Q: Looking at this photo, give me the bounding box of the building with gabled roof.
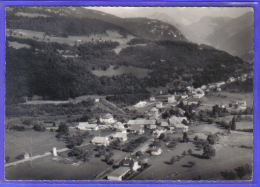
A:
[99,113,116,124]
[107,167,131,181]
[112,132,127,141]
[91,136,110,146]
[77,122,99,131]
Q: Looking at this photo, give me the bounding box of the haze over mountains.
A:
[149,10,254,63]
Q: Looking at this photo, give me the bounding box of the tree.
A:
[207,134,217,145]
[33,124,46,132]
[182,151,186,157]
[188,161,196,168]
[136,151,142,157]
[183,132,189,143]
[221,170,237,180]
[188,149,192,155]
[235,164,252,179]
[194,135,199,141]
[170,156,176,164]
[203,144,216,158]
[56,122,69,134]
[159,133,165,140]
[182,119,188,125]
[231,116,236,130]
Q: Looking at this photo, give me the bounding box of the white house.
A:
[149,107,159,119]
[112,132,127,141]
[151,147,162,155]
[107,167,131,181]
[99,113,116,124]
[91,136,110,146]
[175,123,189,132]
[77,122,99,131]
[235,100,247,109]
[168,95,176,103]
[156,102,163,108]
[150,97,155,102]
[128,125,144,134]
[169,116,188,126]
[113,122,125,130]
[134,101,148,108]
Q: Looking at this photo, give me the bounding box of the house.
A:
[112,132,127,141]
[175,123,189,132]
[113,122,125,130]
[127,119,156,128]
[193,93,204,99]
[77,122,99,131]
[91,136,110,146]
[134,101,147,108]
[149,124,157,129]
[95,98,100,102]
[201,85,207,90]
[169,116,188,126]
[150,147,162,155]
[149,107,159,119]
[99,113,116,124]
[160,121,169,128]
[120,158,141,171]
[215,82,225,87]
[228,77,236,83]
[107,167,131,181]
[156,102,163,108]
[168,95,176,103]
[235,100,247,109]
[217,87,222,92]
[150,97,155,102]
[128,125,144,134]
[181,95,189,99]
[23,152,30,160]
[153,129,166,138]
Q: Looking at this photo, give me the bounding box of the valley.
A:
[4,6,254,182]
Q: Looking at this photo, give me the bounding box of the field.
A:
[92,65,151,79]
[134,124,253,180]
[6,29,146,54]
[195,91,253,111]
[8,41,31,49]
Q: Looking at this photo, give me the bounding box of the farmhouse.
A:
[148,107,159,119]
[77,122,99,131]
[107,167,131,181]
[235,100,247,109]
[113,122,125,130]
[128,125,144,134]
[91,136,110,146]
[99,113,116,124]
[175,123,189,132]
[169,116,188,126]
[150,95,176,103]
[112,132,127,141]
[127,119,156,128]
[121,158,141,171]
[156,102,163,108]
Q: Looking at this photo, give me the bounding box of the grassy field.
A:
[8,41,31,49]
[7,29,145,54]
[5,154,110,180]
[196,91,253,112]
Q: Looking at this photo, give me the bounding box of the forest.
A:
[6,34,252,104]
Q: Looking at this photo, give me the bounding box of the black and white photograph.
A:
[4,6,254,181]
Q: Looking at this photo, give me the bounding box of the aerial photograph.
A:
[5,6,253,181]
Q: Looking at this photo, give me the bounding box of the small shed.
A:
[107,167,131,181]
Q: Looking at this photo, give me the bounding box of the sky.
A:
[86,7,253,25]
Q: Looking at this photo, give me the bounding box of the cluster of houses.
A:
[76,107,189,147]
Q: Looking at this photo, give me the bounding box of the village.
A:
[4,74,253,181]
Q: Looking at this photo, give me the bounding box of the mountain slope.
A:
[207,11,254,58]
[7,7,187,41]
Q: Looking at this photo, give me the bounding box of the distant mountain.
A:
[207,12,254,61]
[185,16,233,44]
[7,7,187,42]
